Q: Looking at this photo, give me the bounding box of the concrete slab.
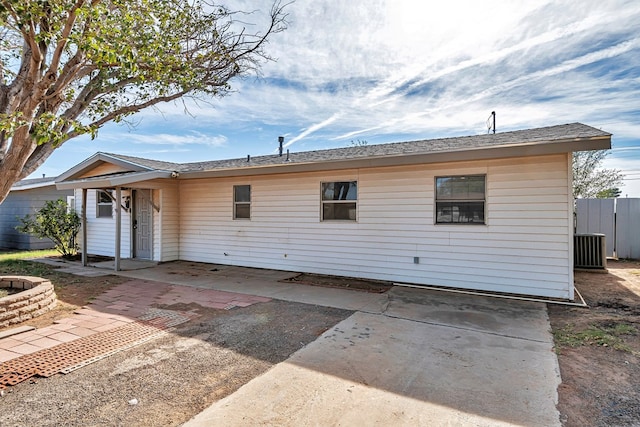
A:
[238,279,388,312]
[185,310,560,427]
[111,262,389,313]
[56,267,110,277]
[27,257,561,424]
[386,286,553,342]
[91,259,158,271]
[30,258,387,312]
[29,257,156,276]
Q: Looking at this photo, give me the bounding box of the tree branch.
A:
[46,0,87,76]
[79,89,191,133]
[0,0,290,203]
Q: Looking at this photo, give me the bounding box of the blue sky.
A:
[35,0,640,196]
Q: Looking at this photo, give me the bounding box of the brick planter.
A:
[0,276,57,328]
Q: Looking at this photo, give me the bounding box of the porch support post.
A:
[81,189,87,267]
[115,186,121,271]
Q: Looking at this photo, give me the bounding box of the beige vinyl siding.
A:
[178,153,572,299]
[78,162,130,178]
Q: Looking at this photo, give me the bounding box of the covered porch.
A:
[57,179,167,271]
[54,152,180,271]
[76,185,158,271]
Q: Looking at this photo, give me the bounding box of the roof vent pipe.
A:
[491,111,496,134]
[487,111,496,134]
[247,155,250,162]
[286,149,290,162]
[278,136,284,156]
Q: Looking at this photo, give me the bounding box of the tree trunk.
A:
[0,132,38,205]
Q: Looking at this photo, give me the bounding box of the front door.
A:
[133,189,152,259]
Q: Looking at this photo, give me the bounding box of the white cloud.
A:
[99,0,639,141]
[193,1,640,143]
[35,0,640,182]
[284,113,341,148]
[100,131,228,147]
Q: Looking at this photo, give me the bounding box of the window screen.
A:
[96,190,113,218]
[233,185,251,219]
[435,175,485,224]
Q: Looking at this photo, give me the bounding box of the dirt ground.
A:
[0,264,351,426]
[2,259,640,426]
[283,272,393,293]
[548,259,640,427]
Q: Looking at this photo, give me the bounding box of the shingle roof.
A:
[101,153,183,171]
[11,176,58,190]
[103,123,609,174]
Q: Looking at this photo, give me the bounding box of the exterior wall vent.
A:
[574,233,607,269]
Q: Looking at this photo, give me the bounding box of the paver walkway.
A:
[0,309,134,363]
[0,279,270,365]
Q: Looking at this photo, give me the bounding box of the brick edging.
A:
[0,276,58,328]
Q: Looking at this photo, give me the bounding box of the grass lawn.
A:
[0,249,60,278]
[0,249,59,262]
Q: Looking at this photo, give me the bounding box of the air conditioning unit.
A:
[574,234,607,269]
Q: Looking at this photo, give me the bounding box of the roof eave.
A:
[180,135,612,179]
[10,182,57,191]
[56,170,173,190]
[55,152,153,182]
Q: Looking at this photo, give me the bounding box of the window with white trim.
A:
[321,181,357,221]
[435,175,486,224]
[96,190,113,218]
[233,185,251,219]
[66,196,76,214]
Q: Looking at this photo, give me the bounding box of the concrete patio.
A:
[19,258,562,426]
[109,260,562,426]
[184,284,561,427]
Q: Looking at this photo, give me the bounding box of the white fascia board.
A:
[55,170,173,190]
[56,152,151,182]
[180,135,612,180]
[10,182,57,191]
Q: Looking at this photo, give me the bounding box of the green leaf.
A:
[17,199,81,257]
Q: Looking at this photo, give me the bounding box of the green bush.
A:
[16,199,80,258]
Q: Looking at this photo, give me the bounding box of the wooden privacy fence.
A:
[576,198,640,259]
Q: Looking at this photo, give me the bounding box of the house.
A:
[55,123,611,300]
[0,177,74,250]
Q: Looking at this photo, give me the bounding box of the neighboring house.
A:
[56,123,611,300]
[0,177,74,250]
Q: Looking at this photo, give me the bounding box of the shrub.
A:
[16,199,80,258]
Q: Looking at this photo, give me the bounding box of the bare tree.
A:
[572,150,624,199]
[0,0,288,203]
[349,139,368,147]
